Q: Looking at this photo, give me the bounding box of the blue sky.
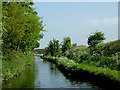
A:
[33,2,118,49]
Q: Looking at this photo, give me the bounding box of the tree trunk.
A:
[16,41,20,51]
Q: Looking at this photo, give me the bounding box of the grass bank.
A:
[42,56,120,89]
[64,40,120,71]
[2,51,34,81]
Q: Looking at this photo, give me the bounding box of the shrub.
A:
[88,31,106,47]
[2,52,34,80]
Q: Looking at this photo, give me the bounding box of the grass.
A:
[64,40,120,70]
[42,56,120,85]
[41,40,120,89]
[2,51,34,81]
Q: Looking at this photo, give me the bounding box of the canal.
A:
[2,56,100,89]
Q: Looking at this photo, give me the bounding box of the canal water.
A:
[2,56,100,89]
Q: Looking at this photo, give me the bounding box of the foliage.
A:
[2,2,45,55]
[2,2,45,80]
[2,51,34,80]
[48,38,61,56]
[72,43,77,47]
[88,31,106,47]
[2,2,26,54]
[42,56,120,83]
[62,37,71,54]
[63,40,120,71]
[47,37,72,56]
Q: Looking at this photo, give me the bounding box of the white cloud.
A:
[87,17,118,26]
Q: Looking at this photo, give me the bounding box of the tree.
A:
[87,31,106,47]
[2,2,26,54]
[72,43,77,47]
[19,2,45,52]
[48,40,54,56]
[48,38,61,56]
[62,37,71,53]
[2,2,45,56]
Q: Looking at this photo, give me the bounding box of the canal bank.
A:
[2,52,34,81]
[41,56,120,89]
[2,56,100,89]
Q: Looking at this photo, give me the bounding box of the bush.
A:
[88,31,106,47]
[42,56,120,83]
[63,40,120,71]
[2,51,34,80]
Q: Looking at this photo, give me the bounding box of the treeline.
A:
[45,31,120,71]
[46,31,105,57]
[45,37,72,57]
[2,2,45,58]
[2,2,45,80]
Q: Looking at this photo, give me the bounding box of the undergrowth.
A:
[2,51,34,80]
[64,40,120,70]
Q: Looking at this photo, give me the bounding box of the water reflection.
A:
[2,56,100,89]
[2,61,35,88]
[34,56,99,88]
[49,59,98,89]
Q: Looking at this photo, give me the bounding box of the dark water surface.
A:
[2,56,100,89]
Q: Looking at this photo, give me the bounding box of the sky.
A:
[33,2,118,49]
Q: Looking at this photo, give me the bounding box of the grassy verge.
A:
[42,56,120,89]
[2,52,34,81]
[64,40,120,71]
